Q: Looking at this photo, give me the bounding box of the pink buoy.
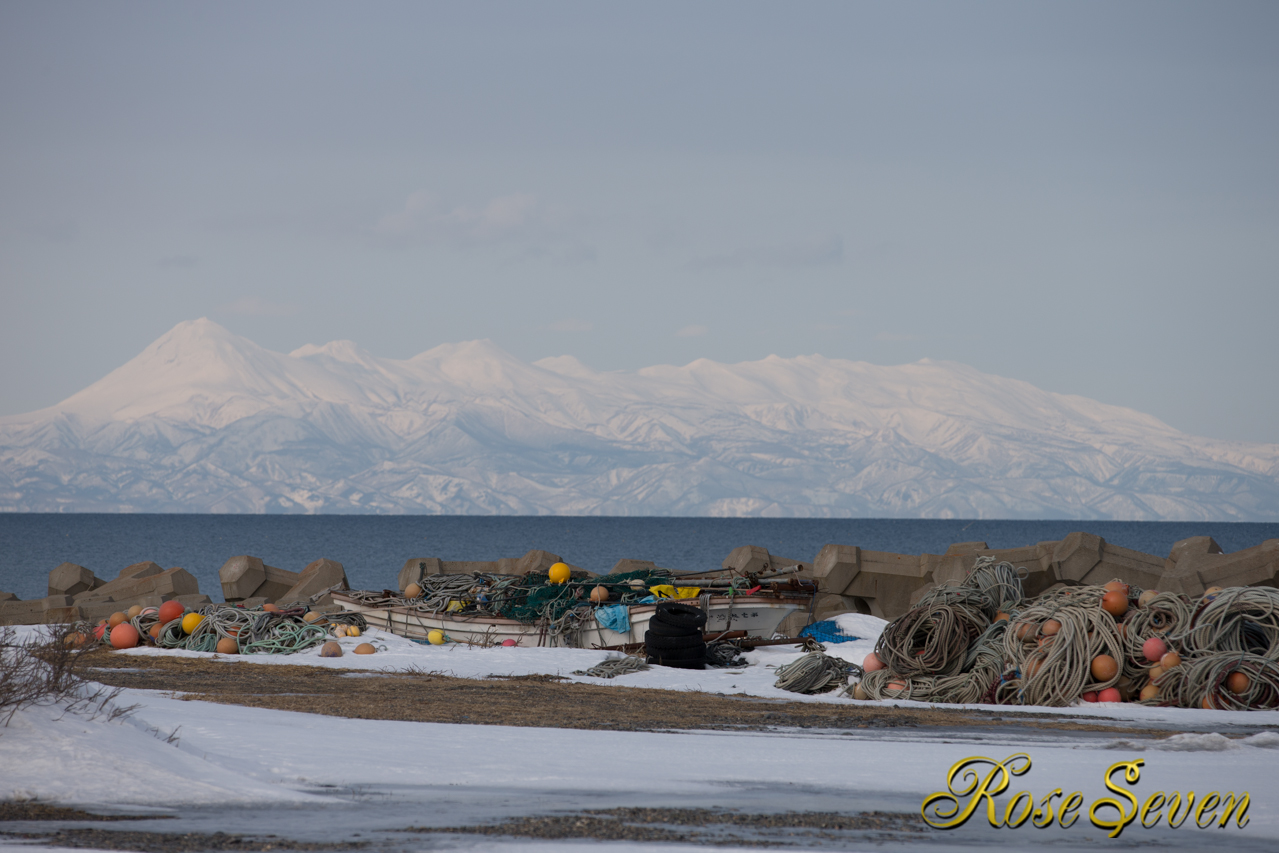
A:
[1098,687,1122,703]
[1082,691,1098,703]
[863,652,884,672]
[1142,637,1168,664]
[501,639,517,647]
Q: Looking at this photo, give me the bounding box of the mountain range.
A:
[1,318,1276,519]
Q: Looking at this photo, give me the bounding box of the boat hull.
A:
[332,592,802,648]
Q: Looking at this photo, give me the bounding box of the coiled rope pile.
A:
[773,644,861,695]
[1002,588,1124,707]
[122,604,356,654]
[1181,588,1279,660]
[850,568,1279,710]
[854,560,1024,704]
[572,655,651,679]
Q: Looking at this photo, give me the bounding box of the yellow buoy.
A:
[446,599,464,612]
[427,629,446,645]
[333,624,348,638]
[346,626,361,637]
[548,562,571,584]
[180,612,204,634]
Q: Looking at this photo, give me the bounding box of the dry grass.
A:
[80,651,1163,736]
[0,626,135,729]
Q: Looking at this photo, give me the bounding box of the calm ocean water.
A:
[3,515,1278,602]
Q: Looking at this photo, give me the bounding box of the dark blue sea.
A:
[2,515,1277,601]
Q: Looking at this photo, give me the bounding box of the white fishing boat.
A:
[332,590,805,648]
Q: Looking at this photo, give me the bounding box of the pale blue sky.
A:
[2,1,1276,441]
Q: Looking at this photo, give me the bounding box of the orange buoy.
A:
[1138,589,1159,607]
[126,604,144,619]
[1148,665,1165,682]
[158,600,185,624]
[319,641,342,657]
[303,611,323,623]
[1014,620,1036,641]
[993,611,1009,622]
[262,603,280,613]
[108,611,128,628]
[1041,619,1061,636]
[1142,637,1168,663]
[1101,591,1128,618]
[886,680,907,693]
[403,582,423,598]
[1103,580,1129,595]
[1139,683,1160,701]
[1025,656,1044,677]
[109,623,139,650]
[1091,654,1119,681]
[863,652,885,672]
[63,631,89,649]
[1159,651,1182,669]
[149,624,162,640]
[1226,671,1250,694]
[353,643,376,655]
[590,585,610,604]
[215,637,239,654]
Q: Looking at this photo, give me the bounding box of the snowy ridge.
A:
[1,318,1276,518]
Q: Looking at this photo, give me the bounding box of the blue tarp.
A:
[799,620,861,644]
[594,604,631,634]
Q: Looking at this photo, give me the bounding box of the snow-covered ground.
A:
[4,613,1279,852]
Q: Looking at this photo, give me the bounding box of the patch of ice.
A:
[1104,732,1255,752]
[0,702,321,806]
[1241,730,1279,749]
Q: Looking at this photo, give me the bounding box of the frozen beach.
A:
[4,616,1279,852]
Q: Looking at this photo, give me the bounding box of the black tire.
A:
[645,619,701,639]
[644,616,706,636]
[644,631,705,651]
[647,655,706,670]
[647,643,706,662]
[652,602,706,631]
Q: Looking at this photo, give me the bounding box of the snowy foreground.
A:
[4,613,1279,852]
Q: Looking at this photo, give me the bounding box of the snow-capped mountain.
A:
[1,318,1276,519]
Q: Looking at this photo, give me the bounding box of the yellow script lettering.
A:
[921,754,1031,830]
[1140,792,1165,828]
[1089,760,1143,839]
[1058,792,1083,828]
[1032,789,1062,828]
[1166,791,1195,828]
[1196,792,1221,829]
